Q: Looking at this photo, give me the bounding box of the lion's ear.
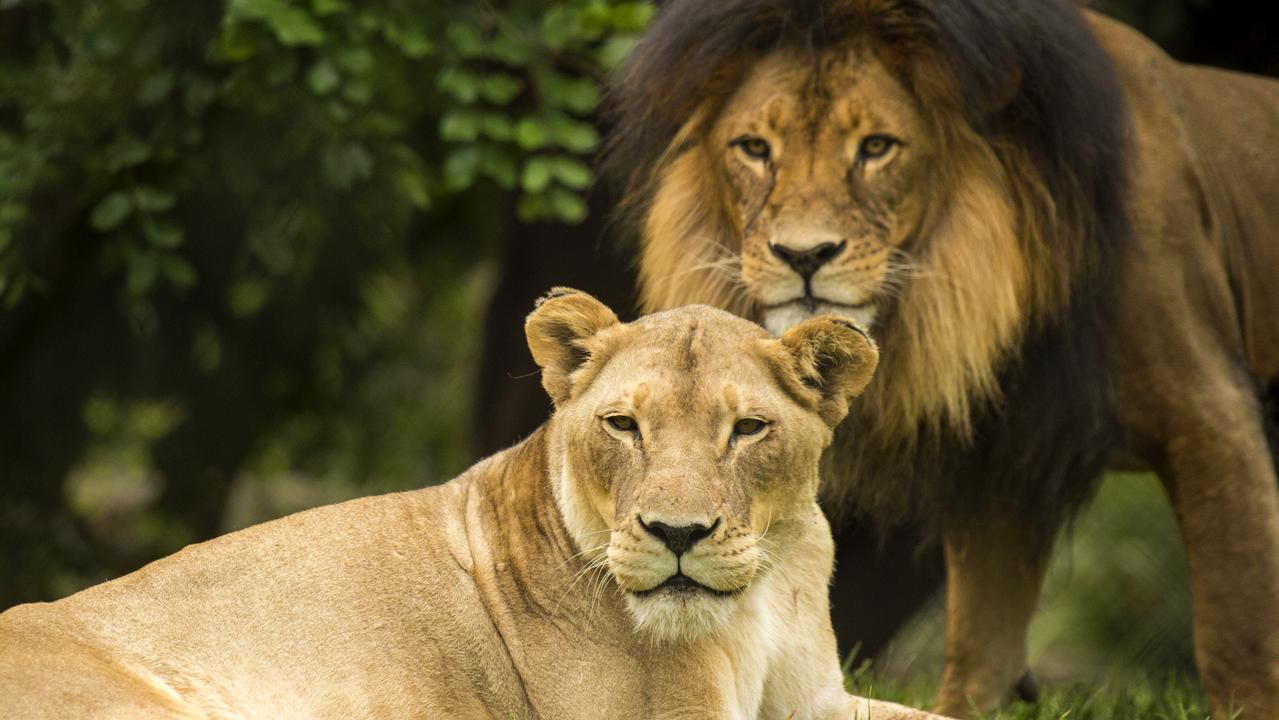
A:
[525,288,621,406]
[780,316,879,426]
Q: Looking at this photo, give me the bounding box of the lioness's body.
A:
[0,298,939,720]
[0,439,827,718]
[612,1,1279,717]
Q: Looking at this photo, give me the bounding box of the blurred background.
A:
[1,0,1275,688]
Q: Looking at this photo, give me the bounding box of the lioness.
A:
[0,289,942,720]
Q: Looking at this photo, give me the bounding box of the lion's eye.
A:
[732,418,768,436]
[606,415,638,433]
[734,136,772,162]
[858,135,899,160]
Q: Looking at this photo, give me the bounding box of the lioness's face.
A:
[526,291,877,643]
[712,47,937,335]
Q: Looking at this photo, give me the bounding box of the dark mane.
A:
[605,0,1130,259]
[607,0,1135,533]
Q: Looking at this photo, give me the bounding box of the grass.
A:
[846,662,1213,719]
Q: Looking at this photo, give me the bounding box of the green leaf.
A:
[480,114,514,142]
[480,148,517,190]
[610,3,655,32]
[516,193,550,223]
[105,136,153,173]
[137,70,176,106]
[265,53,298,85]
[394,168,430,209]
[597,36,639,72]
[486,35,530,65]
[162,255,198,289]
[342,79,374,105]
[554,78,601,114]
[193,325,223,373]
[580,4,612,36]
[133,186,176,213]
[439,112,480,142]
[385,24,432,58]
[364,111,407,135]
[514,117,549,150]
[443,147,480,191]
[321,142,375,189]
[337,47,374,75]
[144,221,185,249]
[312,0,350,16]
[126,251,159,295]
[445,23,485,58]
[82,395,119,435]
[552,118,600,153]
[307,60,340,95]
[90,192,132,232]
[326,100,352,123]
[521,157,552,193]
[229,279,270,317]
[230,0,326,46]
[480,74,523,105]
[540,7,577,51]
[270,8,326,46]
[1,274,26,309]
[436,67,479,104]
[550,156,592,190]
[548,187,589,224]
[183,77,218,115]
[218,23,259,61]
[248,219,296,274]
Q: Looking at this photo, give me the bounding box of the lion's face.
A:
[711,47,937,336]
[525,291,877,642]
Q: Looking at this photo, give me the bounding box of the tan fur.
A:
[633,8,1279,719]
[0,290,948,720]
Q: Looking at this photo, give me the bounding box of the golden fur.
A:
[618,0,1279,716]
[0,289,947,720]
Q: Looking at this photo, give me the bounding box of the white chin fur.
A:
[762,303,877,336]
[626,590,738,644]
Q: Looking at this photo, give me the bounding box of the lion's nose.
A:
[638,517,720,555]
[770,240,846,279]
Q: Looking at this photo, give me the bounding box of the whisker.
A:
[553,552,612,613]
[757,508,774,542]
[554,549,601,575]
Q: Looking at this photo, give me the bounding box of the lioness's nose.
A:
[639,517,720,555]
[770,240,846,278]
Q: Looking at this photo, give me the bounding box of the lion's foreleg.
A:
[1157,389,1279,719]
[932,520,1051,718]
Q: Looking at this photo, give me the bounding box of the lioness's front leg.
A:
[933,520,1051,717]
[842,695,953,720]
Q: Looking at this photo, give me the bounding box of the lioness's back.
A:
[0,469,527,718]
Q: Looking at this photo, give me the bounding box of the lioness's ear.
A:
[525,288,620,406]
[780,316,879,426]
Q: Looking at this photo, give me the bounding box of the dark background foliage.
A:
[1,0,1275,683]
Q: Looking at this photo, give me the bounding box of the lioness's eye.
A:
[733,418,768,436]
[859,135,899,160]
[606,415,637,433]
[733,136,771,162]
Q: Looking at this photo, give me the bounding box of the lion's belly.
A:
[1095,12,1279,383]
[1179,67,1279,381]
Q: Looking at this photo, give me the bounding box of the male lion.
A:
[0,289,944,720]
[609,0,1279,717]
